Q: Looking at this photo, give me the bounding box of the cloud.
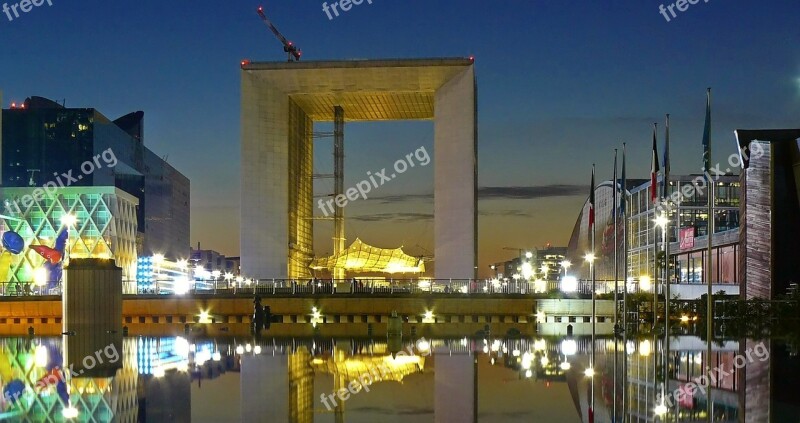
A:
[368,184,585,204]
[479,209,534,218]
[349,406,434,416]
[370,193,434,204]
[350,212,433,222]
[479,184,585,199]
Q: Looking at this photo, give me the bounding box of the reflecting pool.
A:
[0,333,797,422]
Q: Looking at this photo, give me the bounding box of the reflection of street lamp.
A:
[653,213,669,324]
[62,405,79,419]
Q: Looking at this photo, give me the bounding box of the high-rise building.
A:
[1,96,190,260]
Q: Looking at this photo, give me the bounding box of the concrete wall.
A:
[740,141,772,299]
[434,66,477,279]
[241,73,290,278]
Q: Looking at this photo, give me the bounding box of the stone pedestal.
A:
[63,258,123,376]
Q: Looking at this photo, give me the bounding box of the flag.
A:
[588,165,595,231]
[702,88,711,173]
[619,143,626,217]
[613,150,618,222]
[650,123,660,204]
[662,114,670,198]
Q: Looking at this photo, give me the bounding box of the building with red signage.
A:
[567,175,741,299]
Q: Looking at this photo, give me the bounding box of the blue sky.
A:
[2,0,799,272]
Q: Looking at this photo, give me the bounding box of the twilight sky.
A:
[2,0,799,276]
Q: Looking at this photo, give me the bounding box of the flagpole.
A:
[652,123,659,328]
[591,163,596,422]
[663,113,671,423]
[704,88,714,422]
[622,143,629,423]
[612,149,618,423]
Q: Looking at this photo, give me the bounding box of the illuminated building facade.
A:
[0,186,139,289]
[627,175,740,298]
[567,175,741,299]
[241,58,477,280]
[1,96,190,261]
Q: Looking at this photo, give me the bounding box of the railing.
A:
[0,282,61,297]
[2,278,634,298]
[128,278,605,297]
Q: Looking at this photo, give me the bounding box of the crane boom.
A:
[256,6,301,61]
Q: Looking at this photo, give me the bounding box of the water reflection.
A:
[0,334,795,422]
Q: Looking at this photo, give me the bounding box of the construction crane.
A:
[256,5,301,62]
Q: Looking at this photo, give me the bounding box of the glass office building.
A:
[1,97,189,261]
[567,175,741,299]
[627,175,740,297]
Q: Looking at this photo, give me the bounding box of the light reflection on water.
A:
[0,335,796,422]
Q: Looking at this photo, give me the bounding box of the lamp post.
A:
[585,251,596,415]
[560,260,571,278]
[654,214,669,327]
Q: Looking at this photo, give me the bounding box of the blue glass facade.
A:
[1,97,189,260]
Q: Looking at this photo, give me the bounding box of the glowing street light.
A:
[584,367,595,378]
[152,253,165,264]
[525,251,533,259]
[224,272,233,281]
[561,275,578,293]
[33,268,47,287]
[584,253,596,263]
[640,275,652,291]
[653,214,669,228]
[60,214,77,228]
[560,260,571,278]
[176,259,188,270]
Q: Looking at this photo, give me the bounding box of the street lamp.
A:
[640,275,652,292]
[525,251,533,259]
[60,214,77,228]
[560,260,571,277]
